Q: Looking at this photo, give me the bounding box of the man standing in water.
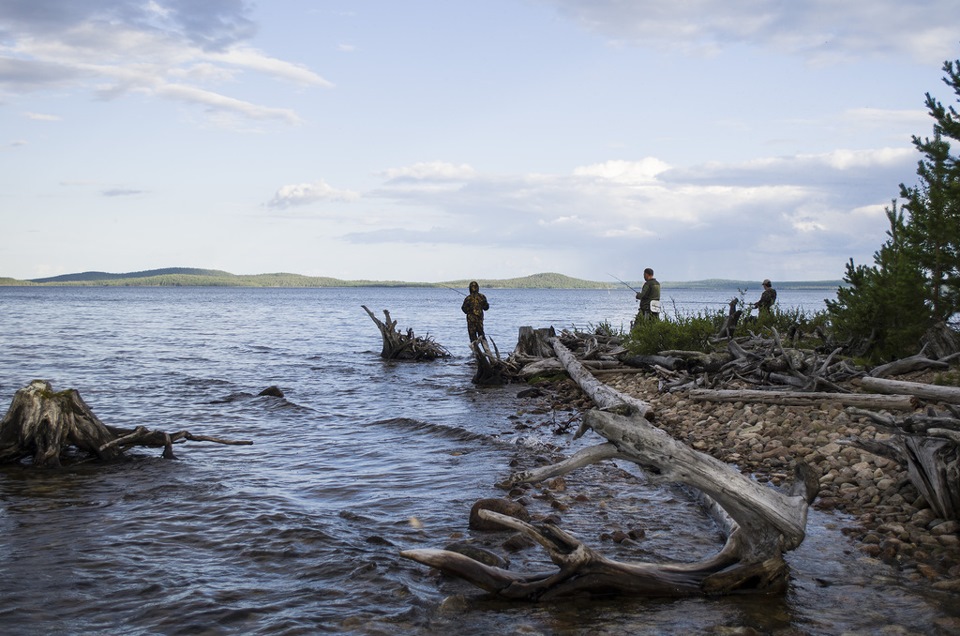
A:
[461,281,489,344]
[635,268,661,323]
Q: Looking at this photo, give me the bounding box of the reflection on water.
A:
[0,286,955,634]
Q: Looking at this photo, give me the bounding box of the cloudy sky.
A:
[1,1,957,283]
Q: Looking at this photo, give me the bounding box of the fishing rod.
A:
[608,273,640,294]
[438,283,466,297]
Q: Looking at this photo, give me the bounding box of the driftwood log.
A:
[848,406,960,521]
[0,380,251,467]
[689,388,918,411]
[860,376,960,404]
[401,339,814,598]
[362,305,450,361]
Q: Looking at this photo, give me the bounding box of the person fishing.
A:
[753,279,777,314]
[635,267,661,323]
[461,281,490,344]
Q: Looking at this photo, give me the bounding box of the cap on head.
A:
[469,281,479,293]
[762,279,771,287]
[644,268,654,276]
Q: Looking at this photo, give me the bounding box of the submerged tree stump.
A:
[362,305,450,361]
[0,381,252,467]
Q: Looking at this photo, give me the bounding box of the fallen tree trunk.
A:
[401,406,815,598]
[402,337,815,598]
[549,338,653,419]
[689,388,918,411]
[0,381,251,467]
[361,305,450,361]
[859,376,960,404]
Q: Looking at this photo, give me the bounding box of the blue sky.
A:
[1,1,957,283]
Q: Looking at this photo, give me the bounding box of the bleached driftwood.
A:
[689,388,917,411]
[859,376,960,404]
[848,405,960,520]
[0,380,251,467]
[868,350,950,378]
[401,339,814,598]
[550,338,653,420]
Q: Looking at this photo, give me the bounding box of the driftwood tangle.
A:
[362,305,450,361]
[401,332,814,599]
[846,375,960,521]
[0,380,251,467]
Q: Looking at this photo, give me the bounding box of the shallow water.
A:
[0,286,955,635]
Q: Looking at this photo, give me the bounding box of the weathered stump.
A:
[0,380,252,467]
[362,305,450,361]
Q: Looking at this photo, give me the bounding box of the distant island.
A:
[0,267,845,290]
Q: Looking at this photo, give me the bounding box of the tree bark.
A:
[868,352,950,378]
[401,337,814,599]
[549,338,653,419]
[859,376,960,404]
[689,388,918,411]
[0,381,251,467]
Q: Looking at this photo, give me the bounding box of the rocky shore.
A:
[514,368,960,591]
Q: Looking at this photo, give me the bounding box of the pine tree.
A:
[900,59,960,321]
[826,202,931,363]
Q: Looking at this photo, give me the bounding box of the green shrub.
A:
[626,309,720,355]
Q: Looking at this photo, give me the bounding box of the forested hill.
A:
[1,268,843,290]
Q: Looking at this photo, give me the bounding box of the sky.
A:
[1,1,958,283]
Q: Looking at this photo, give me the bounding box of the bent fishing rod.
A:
[438,283,467,296]
[608,273,640,294]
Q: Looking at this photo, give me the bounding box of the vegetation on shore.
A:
[0,267,843,290]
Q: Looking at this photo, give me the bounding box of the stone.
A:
[469,498,530,531]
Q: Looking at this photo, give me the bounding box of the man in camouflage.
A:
[461,281,490,343]
[753,279,777,314]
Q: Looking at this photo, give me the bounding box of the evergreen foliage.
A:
[826,204,932,363]
[826,54,960,362]
[899,59,960,321]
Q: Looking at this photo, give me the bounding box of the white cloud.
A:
[24,111,61,121]
[380,162,478,181]
[543,0,959,64]
[0,2,330,127]
[267,180,360,209]
[573,158,671,184]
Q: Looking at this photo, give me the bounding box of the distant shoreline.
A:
[0,267,845,290]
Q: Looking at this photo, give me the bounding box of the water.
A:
[0,285,954,635]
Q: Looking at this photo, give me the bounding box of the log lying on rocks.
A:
[550,338,653,419]
[402,411,814,598]
[868,351,951,378]
[860,376,960,404]
[362,305,450,361]
[0,380,252,467]
[689,388,918,411]
[848,405,960,520]
[401,337,814,599]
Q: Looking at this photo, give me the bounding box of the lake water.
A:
[0,285,954,635]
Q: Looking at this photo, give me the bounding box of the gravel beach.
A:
[520,368,960,592]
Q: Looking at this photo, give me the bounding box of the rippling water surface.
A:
[0,286,954,635]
